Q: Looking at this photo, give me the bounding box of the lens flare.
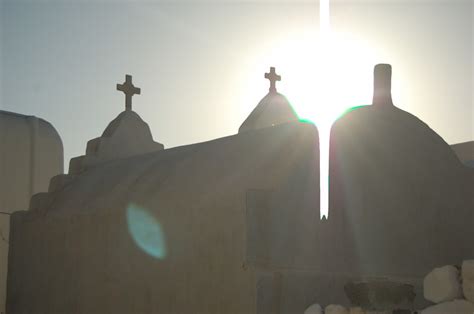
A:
[126,203,167,259]
[240,0,384,218]
[337,105,369,120]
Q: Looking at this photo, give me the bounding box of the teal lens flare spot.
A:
[298,118,316,125]
[337,105,368,120]
[126,204,167,259]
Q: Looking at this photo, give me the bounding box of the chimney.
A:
[372,64,393,107]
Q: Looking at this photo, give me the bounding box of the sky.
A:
[1,0,473,168]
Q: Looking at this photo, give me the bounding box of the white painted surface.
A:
[0,110,63,314]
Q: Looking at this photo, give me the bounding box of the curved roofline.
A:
[330,104,464,167]
[0,110,57,128]
[239,91,297,133]
[1,109,64,149]
[102,110,147,137]
[0,109,36,119]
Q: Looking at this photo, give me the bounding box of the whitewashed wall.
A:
[0,111,63,314]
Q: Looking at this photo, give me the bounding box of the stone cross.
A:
[265,67,281,93]
[117,74,141,111]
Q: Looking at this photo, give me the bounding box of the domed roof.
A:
[81,109,163,165]
[331,64,460,167]
[239,91,298,133]
[102,110,147,137]
[239,67,298,133]
[332,104,460,164]
[68,75,164,175]
[328,65,473,277]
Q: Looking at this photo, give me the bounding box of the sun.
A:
[242,30,383,217]
[276,32,380,126]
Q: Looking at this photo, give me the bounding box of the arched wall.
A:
[0,110,63,314]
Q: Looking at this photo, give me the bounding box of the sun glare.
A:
[243,30,382,218]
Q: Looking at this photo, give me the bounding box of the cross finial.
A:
[265,67,281,93]
[116,74,141,111]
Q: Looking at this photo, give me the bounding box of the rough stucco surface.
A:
[329,104,474,278]
[0,110,63,212]
[0,218,8,314]
[69,110,164,176]
[451,141,474,164]
[0,110,63,314]
[7,122,320,314]
[239,92,298,133]
[96,110,164,161]
[6,103,474,313]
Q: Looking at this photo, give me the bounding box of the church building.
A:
[4,65,474,314]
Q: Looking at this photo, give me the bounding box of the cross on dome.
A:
[265,67,281,93]
[116,74,141,111]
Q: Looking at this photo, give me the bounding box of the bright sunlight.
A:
[242,2,385,217]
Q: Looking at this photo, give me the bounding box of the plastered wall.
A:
[0,111,63,313]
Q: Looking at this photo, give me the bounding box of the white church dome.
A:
[68,75,164,175]
[239,67,298,133]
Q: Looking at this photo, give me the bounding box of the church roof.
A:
[0,110,63,148]
[239,92,298,133]
[102,110,146,137]
[0,110,63,213]
[30,121,320,215]
[239,67,298,133]
[68,75,164,175]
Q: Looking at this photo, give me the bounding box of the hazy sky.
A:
[1,0,473,166]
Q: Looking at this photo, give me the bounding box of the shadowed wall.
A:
[329,93,474,279]
[0,110,63,314]
[7,122,320,314]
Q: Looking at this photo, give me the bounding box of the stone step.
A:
[86,137,102,155]
[48,174,75,192]
[68,155,86,175]
[29,192,54,212]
